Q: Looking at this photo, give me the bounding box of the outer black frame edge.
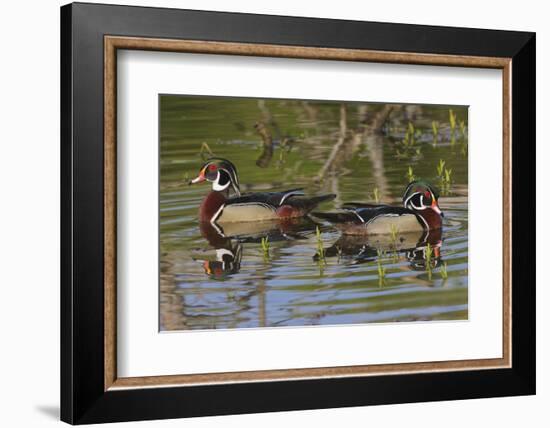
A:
[510,34,536,392]
[70,1,534,56]
[60,3,74,425]
[60,2,536,424]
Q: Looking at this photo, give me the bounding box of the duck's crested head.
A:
[402,180,442,216]
[189,158,241,195]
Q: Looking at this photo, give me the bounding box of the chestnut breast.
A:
[416,208,442,230]
[199,191,227,223]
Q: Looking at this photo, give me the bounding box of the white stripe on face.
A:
[404,192,427,211]
[219,167,240,195]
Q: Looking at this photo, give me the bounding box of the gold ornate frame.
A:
[103,36,512,391]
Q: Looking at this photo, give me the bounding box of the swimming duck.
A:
[189,158,336,231]
[313,180,443,235]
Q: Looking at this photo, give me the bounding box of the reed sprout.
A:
[376,249,387,287]
[444,167,453,184]
[406,165,415,182]
[425,243,433,280]
[402,131,411,147]
[373,187,380,203]
[449,109,457,132]
[402,122,417,148]
[431,120,439,144]
[436,159,446,177]
[260,236,270,260]
[440,262,448,280]
[437,159,452,194]
[461,142,468,157]
[459,120,467,139]
[314,226,327,276]
[315,226,326,265]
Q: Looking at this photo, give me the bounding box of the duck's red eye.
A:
[424,191,431,198]
[208,164,217,171]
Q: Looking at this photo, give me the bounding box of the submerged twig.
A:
[200,142,215,160]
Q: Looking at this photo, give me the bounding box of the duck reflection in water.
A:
[316,227,443,272]
[196,221,243,279]
[196,217,320,278]
[406,230,443,271]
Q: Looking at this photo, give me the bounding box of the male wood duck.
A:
[189,158,336,231]
[313,180,443,235]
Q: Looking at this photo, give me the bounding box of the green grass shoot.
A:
[425,243,433,280]
[401,122,416,147]
[437,159,446,177]
[425,243,433,264]
[373,187,380,203]
[431,121,439,146]
[402,131,410,147]
[436,160,452,194]
[459,120,467,138]
[444,168,453,184]
[260,236,270,260]
[406,165,415,182]
[440,262,448,280]
[315,226,326,265]
[449,109,457,131]
[376,249,387,287]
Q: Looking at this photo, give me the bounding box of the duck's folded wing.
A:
[314,205,413,225]
[342,202,384,209]
[311,211,364,224]
[228,188,304,208]
[219,202,277,223]
[354,206,411,224]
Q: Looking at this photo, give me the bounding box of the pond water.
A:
[159,96,468,331]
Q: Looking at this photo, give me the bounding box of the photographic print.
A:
[159,95,468,331]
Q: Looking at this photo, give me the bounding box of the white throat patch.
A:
[212,171,230,191]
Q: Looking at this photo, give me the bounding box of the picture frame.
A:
[61,2,535,424]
